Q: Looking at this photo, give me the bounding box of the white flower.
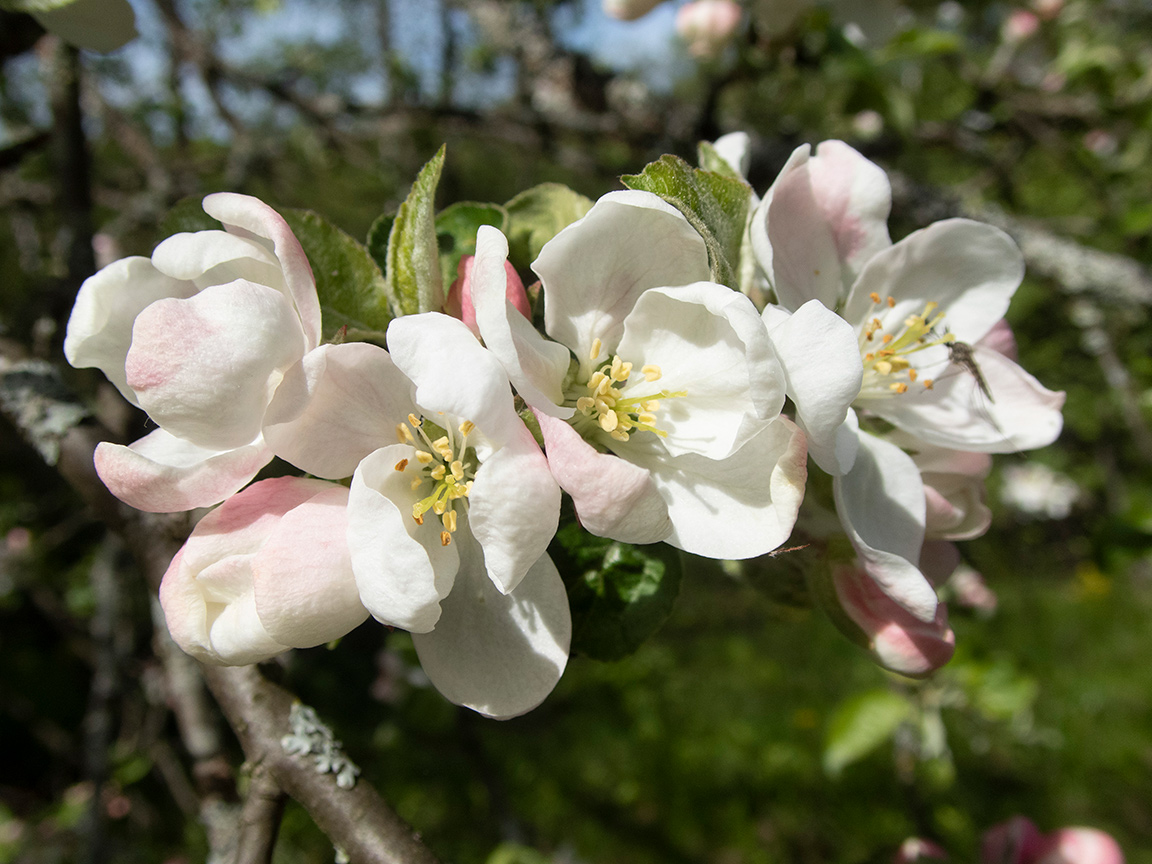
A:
[472,192,813,559]
[750,140,1064,628]
[1000,462,1080,520]
[65,193,322,512]
[262,317,568,719]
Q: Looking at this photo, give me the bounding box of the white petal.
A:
[126,280,307,450]
[347,447,458,632]
[468,422,560,595]
[151,229,283,291]
[765,299,863,474]
[64,257,196,404]
[712,131,751,178]
[864,346,1065,452]
[202,193,322,350]
[386,313,521,446]
[263,343,416,479]
[253,484,369,648]
[832,428,937,621]
[536,412,672,545]
[32,0,136,53]
[616,282,785,460]
[471,226,574,417]
[749,143,810,300]
[413,534,570,720]
[535,190,711,359]
[94,430,271,513]
[634,417,809,559]
[843,219,1023,345]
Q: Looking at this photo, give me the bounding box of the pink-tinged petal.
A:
[387,312,521,446]
[412,533,570,719]
[94,430,272,513]
[866,347,1064,453]
[616,281,784,460]
[1034,829,1125,864]
[948,564,998,614]
[448,248,532,336]
[831,563,955,677]
[263,343,416,479]
[201,193,321,350]
[983,318,1018,360]
[347,446,458,633]
[535,190,711,360]
[750,144,810,298]
[151,229,282,291]
[982,817,1045,864]
[765,299,863,473]
[843,220,1023,346]
[468,422,560,595]
[127,280,308,450]
[833,430,936,621]
[765,141,892,312]
[471,226,573,417]
[923,471,991,541]
[253,484,368,648]
[536,411,671,545]
[159,477,333,665]
[632,417,808,559]
[64,257,197,404]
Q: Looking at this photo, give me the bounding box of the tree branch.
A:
[0,353,441,864]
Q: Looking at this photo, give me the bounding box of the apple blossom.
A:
[29,0,137,53]
[982,818,1125,864]
[471,194,814,559]
[261,317,568,719]
[65,193,321,512]
[749,140,1062,632]
[159,476,367,666]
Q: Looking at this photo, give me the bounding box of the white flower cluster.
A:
[65,138,1063,717]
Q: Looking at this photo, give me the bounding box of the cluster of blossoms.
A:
[65,136,1062,718]
[897,815,1124,864]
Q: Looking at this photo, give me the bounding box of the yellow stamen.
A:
[890,382,909,394]
[642,364,662,382]
[441,531,451,546]
[397,423,414,443]
[394,459,408,472]
[869,291,881,304]
[589,338,602,361]
[458,420,475,437]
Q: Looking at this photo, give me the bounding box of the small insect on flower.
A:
[947,340,994,404]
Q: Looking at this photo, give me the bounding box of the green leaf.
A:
[485,843,551,864]
[386,145,446,316]
[504,183,593,271]
[823,689,914,776]
[158,195,220,237]
[621,154,752,290]
[549,524,682,661]
[282,209,391,343]
[435,201,508,290]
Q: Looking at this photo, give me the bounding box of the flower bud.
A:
[1034,828,1125,864]
[1002,10,1040,44]
[446,254,531,337]
[160,477,368,666]
[676,0,743,58]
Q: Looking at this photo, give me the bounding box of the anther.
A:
[394,459,408,472]
[458,420,475,436]
[589,338,602,361]
[890,382,909,394]
[415,451,434,464]
[397,423,414,443]
[642,364,662,382]
[887,296,896,308]
[441,531,451,547]
[408,413,422,428]
[869,292,881,304]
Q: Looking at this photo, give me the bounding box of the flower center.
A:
[395,413,475,546]
[565,337,686,444]
[856,293,955,400]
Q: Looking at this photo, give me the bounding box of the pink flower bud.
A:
[948,565,998,614]
[1034,829,1125,864]
[602,0,666,21]
[1002,10,1040,44]
[446,254,531,338]
[675,0,743,58]
[832,563,956,677]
